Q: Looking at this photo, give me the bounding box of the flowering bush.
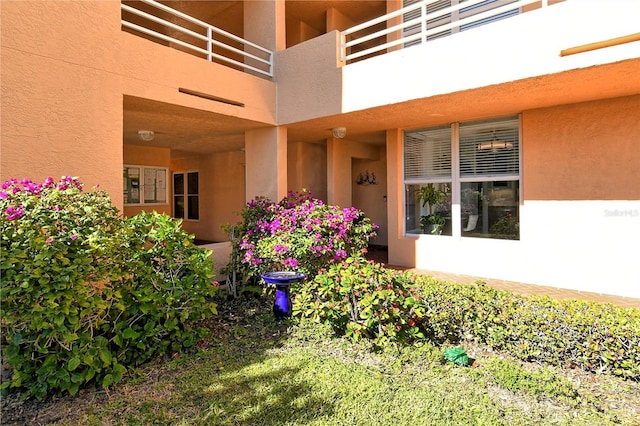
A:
[0,177,216,398]
[225,190,377,291]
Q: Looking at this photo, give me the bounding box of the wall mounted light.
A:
[332,127,347,139]
[138,130,155,141]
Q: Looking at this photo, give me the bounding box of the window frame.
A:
[173,170,200,221]
[123,165,168,206]
[403,115,522,239]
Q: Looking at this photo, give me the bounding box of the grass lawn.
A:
[3,295,639,425]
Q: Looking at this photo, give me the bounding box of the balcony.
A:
[278,0,639,140]
[340,0,556,64]
[120,0,273,78]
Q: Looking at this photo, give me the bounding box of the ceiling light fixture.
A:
[138,130,155,141]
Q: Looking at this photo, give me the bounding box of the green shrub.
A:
[481,295,640,380]
[1,177,129,398]
[225,190,377,292]
[292,256,424,348]
[116,211,217,365]
[295,256,640,380]
[415,275,640,380]
[0,177,217,398]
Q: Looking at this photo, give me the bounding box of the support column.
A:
[244,0,286,52]
[245,127,288,203]
[326,137,352,208]
[386,128,415,267]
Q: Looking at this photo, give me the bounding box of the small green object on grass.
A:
[444,347,469,366]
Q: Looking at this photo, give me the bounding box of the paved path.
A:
[365,247,640,309]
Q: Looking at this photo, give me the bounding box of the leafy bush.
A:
[295,257,640,380]
[414,276,640,379]
[0,177,217,398]
[293,257,424,348]
[116,211,217,365]
[480,295,640,380]
[225,190,377,292]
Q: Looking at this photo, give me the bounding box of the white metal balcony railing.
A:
[341,0,551,63]
[120,0,273,77]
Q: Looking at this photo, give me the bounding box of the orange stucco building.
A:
[2,0,639,298]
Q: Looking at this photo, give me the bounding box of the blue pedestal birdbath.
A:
[261,271,307,321]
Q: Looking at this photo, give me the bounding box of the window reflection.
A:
[461,181,519,240]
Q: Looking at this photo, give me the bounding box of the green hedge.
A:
[294,258,640,380]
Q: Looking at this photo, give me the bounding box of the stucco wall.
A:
[523,95,640,201]
[287,141,328,201]
[171,150,246,243]
[276,31,343,124]
[1,2,123,201]
[388,96,640,298]
[1,1,276,210]
[119,31,277,127]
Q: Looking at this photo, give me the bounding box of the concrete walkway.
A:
[399,267,640,309]
[365,247,640,309]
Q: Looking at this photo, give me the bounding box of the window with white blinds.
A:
[404,126,452,181]
[402,0,520,47]
[403,115,521,238]
[459,116,519,178]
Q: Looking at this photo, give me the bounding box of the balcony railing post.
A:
[421,3,427,45]
[207,27,213,61]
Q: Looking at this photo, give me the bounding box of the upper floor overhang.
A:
[279,0,640,143]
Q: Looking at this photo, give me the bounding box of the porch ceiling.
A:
[123,96,266,158]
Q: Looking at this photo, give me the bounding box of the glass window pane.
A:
[124,167,140,204]
[174,173,184,195]
[461,180,519,240]
[187,172,199,195]
[187,195,199,220]
[174,196,184,219]
[406,182,452,235]
[460,116,519,178]
[404,126,451,180]
[144,168,167,203]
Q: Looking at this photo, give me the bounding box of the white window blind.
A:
[404,126,452,181]
[459,0,519,31]
[402,0,520,47]
[403,0,454,47]
[459,116,519,178]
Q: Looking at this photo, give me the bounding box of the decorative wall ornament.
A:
[356,170,376,185]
